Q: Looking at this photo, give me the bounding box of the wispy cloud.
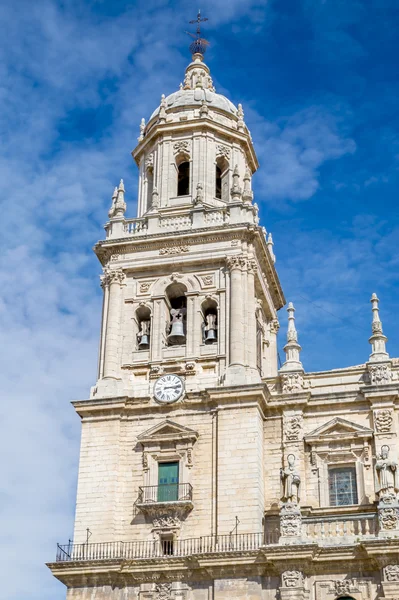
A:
[1,1,399,598]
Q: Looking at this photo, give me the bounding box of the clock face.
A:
[154,374,184,404]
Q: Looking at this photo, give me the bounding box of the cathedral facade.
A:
[48,39,399,600]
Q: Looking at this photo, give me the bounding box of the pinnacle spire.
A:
[108,180,126,219]
[267,233,276,263]
[280,302,303,372]
[242,167,253,204]
[369,293,389,362]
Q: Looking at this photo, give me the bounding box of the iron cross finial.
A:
[187,10,210,55]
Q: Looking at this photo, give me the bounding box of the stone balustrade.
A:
[302,511,378,542]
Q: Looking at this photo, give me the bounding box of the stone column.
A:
[279,571,308,600]
[102,268,126,379]
[226,255,245,377]
[246,258,258,372]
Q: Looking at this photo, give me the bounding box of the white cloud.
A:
[0,1,372,598]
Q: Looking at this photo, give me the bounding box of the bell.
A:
[167,320,186,345]
[138,334,150,350]
[205,329,217,344]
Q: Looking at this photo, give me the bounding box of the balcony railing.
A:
[56,531,275,562]
[137,483,193,504]
[302,511,378,541]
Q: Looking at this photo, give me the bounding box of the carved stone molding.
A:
[281,571,304,588]
[368,363,392,385]
[374,409,394,433]
[384,565,399,582]
[155,583,172,600]
[173,141,190,155]
[159,246,189,256]
[281,372,304,394]
[152,514,181,530]
[216,143,230,159]
[140,281,153,293]
[145,153,154,170]
[280,502,302,538]
[378,503,399,531]
[284,415,303,442]
[331,579,360,595]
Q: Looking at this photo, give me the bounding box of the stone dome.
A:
[149,88,237,121]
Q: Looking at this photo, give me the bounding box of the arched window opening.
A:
[166,283,187,346]
[177,161,190,196]
[215,165,222,199]
[215,157,229,202]
[136,306,151,350]
[146,168,154,210]
[201,298,218,345]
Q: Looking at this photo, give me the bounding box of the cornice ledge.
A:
[206,382,270,403]
[362,383,399,401]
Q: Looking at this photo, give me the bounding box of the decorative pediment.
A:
[138,419,199,445]
[305,417,373,445]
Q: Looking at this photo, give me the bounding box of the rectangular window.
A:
[158,461,179,502]
[328,466,358,506]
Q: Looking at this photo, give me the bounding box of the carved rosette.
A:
[368,363,392,385]
[281,372,304,394]
[100,268,126,288]
[384,565,399,582]
[284,415,303,442]
[281,571,304,588]
[374,409,393,433]
[280,502,302,537]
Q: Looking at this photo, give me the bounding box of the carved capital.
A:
[101,268,126,288]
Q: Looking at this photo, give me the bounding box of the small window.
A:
[177,161,190,196]
[328,466,358,506]
[215,165,222,199]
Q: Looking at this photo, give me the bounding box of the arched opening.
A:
[166,282,187,346]
[136,305,151,350]
[146,167,154,210]
[215,165,222,199]
[215,157,229,202]
[177,161,190,196]
[201,298,218,345]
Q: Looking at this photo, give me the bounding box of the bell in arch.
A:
[167,308,186,345]
[138,320,150,350]
[204,313,217,345]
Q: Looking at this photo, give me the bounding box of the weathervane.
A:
[186,9,210,55]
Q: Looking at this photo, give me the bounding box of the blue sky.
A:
[0,0,398,598]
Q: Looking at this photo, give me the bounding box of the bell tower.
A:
[95,48,284,400]
[49,16,286,599]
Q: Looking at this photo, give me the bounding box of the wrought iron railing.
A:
[56,531,277,562]
[136,483,193,504]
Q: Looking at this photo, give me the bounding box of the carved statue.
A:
[375,445,399,499]
[281,454,301,504]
